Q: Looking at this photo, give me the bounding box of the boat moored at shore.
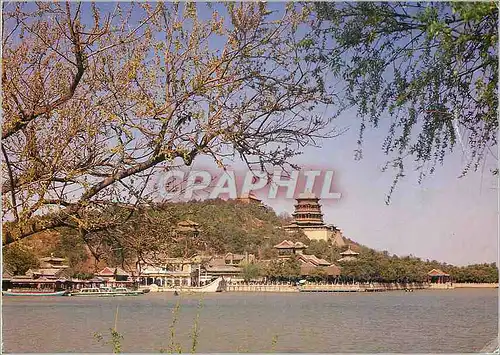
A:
[2,289,68,297]
[68,287,145,297]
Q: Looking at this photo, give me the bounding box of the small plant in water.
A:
[160,295,183,353]
[94,305,123,353]
[270,334,279,353]
[190,297,204,353]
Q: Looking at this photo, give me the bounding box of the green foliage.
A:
[264,257,301,280]
[80,199,309,264]
[94,328,123,354]
[52,229,89,272]
[190,298,203,354]
[3,243,39,275]
[166,296,183,354]
[241,262,261,282]
[270,334,279,353]
[338,249,498,283]
[304,240,344,261]
[449,263,499,283]
[312,2,498,202]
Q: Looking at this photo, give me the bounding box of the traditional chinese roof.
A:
[238,193,261,201]
[98,267,130,277]
[337,256,357,263]
[340,246,359,256]
[10,277,68,283]
[427,269,449,277]
[299,262,317,276]
[2,266,14,280]
[324,264,342,276]
[26,268,69,278]
[299,263,341,276]
[40,256,66,263]
[176,219,201,233]
[177,219,199,227]
[298,254,330,266]
[297,192,319,200]
[273,240,308,249]
[224,253,247,261]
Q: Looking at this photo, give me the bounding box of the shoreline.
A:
[142,282,499,294]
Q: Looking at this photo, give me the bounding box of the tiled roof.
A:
[238,193,261,201]
[177,219,199,227]
[225,253,246,260]
[298,254,330,266]
[39,256,66,262]
[98,267,115,276]
[273,240,308,249]
[273,240,295,249]
[27,268,68,277]
[324,264,341,276]
[337,256,357,263]
[340,246,359,256]
[98,267,130,277]
[427,268,449,277]
[297,192,319,200]
[300,263,341,276]
[300,262,317,275]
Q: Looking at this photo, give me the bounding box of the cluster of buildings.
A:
[130,193,361,287]
[2,254,137,291]
[3,193,363,291]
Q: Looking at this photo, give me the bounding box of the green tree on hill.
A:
[3,244,40,275]
[241,262,261,282]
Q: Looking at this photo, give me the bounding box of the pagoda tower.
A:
[291,193,324,226]
[284,192,344,246]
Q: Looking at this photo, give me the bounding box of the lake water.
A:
[2,289,498,353]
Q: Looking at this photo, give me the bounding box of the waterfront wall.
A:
[453,283,498,288]
[226,282,428,293]
[227,284,298,292]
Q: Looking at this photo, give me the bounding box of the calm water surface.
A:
[2,289,498,353]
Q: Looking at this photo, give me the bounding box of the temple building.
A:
[337,245,360,263]
[273,240,308,258]
[284,192,345,246]
[237,193,262,204]
[176,220,201,236]
[272,240,341,277]
[202,252,257,283]
[139,257,200,287]
[25,254,71,280]
[236,193,268,210]
[427,269,451,284]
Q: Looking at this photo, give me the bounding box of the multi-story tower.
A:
[290,193,325,226]
[284,192,345,246]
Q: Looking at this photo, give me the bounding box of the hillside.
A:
[4,198,498,283]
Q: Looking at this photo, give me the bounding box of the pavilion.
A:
[337,245,360,263]
[427,269,451,284]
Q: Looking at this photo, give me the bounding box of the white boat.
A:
[2,289,67,297]
[69,287,116,297]
[69,286,144,297]
[112,287,144,296]
[175,277,226,293]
